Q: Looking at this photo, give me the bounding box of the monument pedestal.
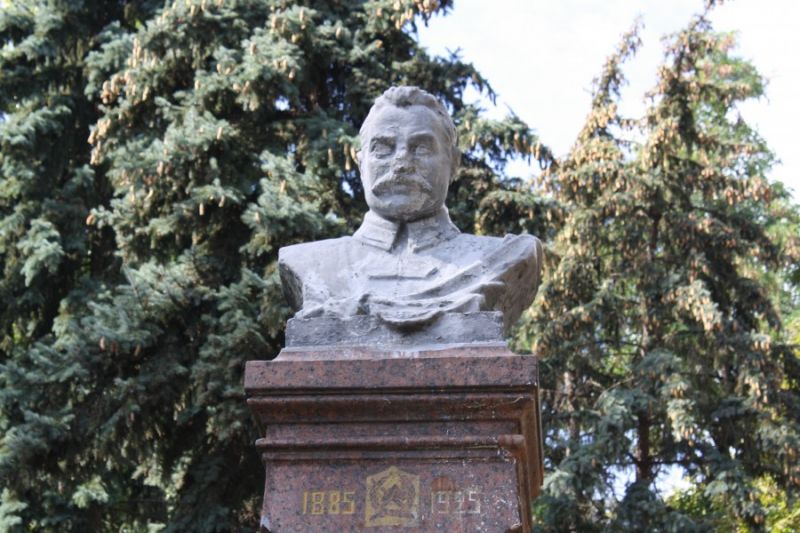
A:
[244,344,543,532]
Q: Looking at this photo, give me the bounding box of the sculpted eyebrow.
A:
[408,132,436,143]
[370,135,395,146]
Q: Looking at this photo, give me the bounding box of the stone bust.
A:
[279,86,543,347]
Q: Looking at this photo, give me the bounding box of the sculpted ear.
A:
[450,145,461,183]
[356,148,366,180]
[278,256,303,312]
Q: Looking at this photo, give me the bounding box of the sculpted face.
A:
[359,105,452,222]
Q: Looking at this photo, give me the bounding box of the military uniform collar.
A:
[354,208,460,252]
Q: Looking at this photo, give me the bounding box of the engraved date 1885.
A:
[301,490,356,516]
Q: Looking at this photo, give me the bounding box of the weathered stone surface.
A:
[284,311,505,348]
[245,345,543,532]
[278,86,543,346]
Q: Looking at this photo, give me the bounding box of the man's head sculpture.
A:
[357,86,460,223]
[278,86,543,347]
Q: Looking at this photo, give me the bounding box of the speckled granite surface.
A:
[244,345,543,532]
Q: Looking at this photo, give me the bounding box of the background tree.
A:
[0,1,163,529]
[522,8,800,531]
[0,0,549,530]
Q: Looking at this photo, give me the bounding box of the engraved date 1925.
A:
[431,488,481,515]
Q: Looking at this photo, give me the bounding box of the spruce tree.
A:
[0,1,162,529]
[523,10,800,531]
[0,0,548,530]
[521,23,646,531]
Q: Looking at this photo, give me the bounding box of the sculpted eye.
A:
[410,135,436,156]
[370,139,394,157]
[412,143,432,156]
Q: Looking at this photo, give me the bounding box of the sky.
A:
[416,0,800,200]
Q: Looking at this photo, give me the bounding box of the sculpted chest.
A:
[281,232,497,299]
[279,216,541,344]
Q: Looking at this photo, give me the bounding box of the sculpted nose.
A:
[392,145,412,170]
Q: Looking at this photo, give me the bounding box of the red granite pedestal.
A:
[244,344,543,532]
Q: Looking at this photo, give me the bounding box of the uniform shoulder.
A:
[278,236,353,312]
[452,232,540,254]
[466,233,542,281]
[507,232,542,253]
[279,236,352,265]
[451,232,502,248]
[503,232,540,244]
[503,233,543,267]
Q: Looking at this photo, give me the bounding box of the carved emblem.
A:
[364,466,420,527]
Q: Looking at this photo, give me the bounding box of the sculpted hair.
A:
[358,86,461,182]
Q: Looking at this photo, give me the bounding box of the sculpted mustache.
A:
[372,173,433,194]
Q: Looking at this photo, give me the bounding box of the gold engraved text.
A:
[301,490,355,515]
[431,489,481,515]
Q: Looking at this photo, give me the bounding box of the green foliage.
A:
[669,476,800,532]
[521,10,800,532]
[0,488,26,531]
[0,0,546,530]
